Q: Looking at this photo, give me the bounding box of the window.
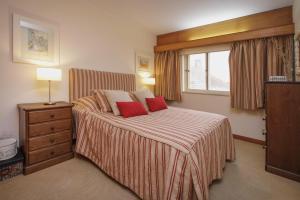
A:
[182,46,230,95]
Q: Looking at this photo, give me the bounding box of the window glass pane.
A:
[188,54,206,90]
[208,51,230,91]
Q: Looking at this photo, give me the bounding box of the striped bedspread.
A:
[74,105,235,200]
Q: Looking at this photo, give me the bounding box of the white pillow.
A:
[104,90,133,116]
[133,89,154,110]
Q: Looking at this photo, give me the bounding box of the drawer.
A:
[28,130,71,151]
[28,108,71,124]
[28,142,71,165]
[29,119,71,137]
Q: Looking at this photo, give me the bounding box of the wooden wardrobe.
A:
[265,82,300,182]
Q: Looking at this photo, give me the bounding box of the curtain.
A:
[154,50,181,101]
[230,35,293,110]
[266,36,293,78]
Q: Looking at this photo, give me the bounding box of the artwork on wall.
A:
[135,52,154,77]
[13,14,59,66]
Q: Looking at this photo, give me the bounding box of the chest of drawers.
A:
[18,102,73,174]
[265,82,300,182]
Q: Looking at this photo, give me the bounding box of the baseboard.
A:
[233,134,265,145]
[24,152,74,175]
[266,165,300,182]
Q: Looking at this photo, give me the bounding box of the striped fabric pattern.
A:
[93,90,112,112]
[73,95,101,112]
[72,96,101,139]
[229,35,293,110]
[69,68,136,102]
[129,92,139,102]
[154,50,181,102]
[74,105,235,200]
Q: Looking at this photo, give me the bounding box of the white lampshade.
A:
[37,68,62,81]
[143,77,155,85]
[138,71,151,78]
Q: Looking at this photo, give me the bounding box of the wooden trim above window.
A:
[155,25,294,52]
[157,6,293,45]
[155,6,294,52]
[181,44,230,55]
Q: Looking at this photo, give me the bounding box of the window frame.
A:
[181,44,231,96]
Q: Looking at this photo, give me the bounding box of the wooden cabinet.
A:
[265,82,300,182]
[18,102,74,174]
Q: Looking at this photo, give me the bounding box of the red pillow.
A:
[145,96,168,112]
[116,102,148,118]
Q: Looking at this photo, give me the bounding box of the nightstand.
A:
[18,102,73,174]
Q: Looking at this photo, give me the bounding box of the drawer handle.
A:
[50,151,55,156]
[50,114,55,118]
[49,138,55,143]
[262,145,267,149]
[50,127,55,131]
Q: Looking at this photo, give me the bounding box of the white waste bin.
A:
[0,138,17,161]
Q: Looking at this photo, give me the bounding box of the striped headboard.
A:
[69,68,136,102]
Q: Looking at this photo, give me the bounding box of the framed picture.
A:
[135,52,154,75]
[13,14,59,66]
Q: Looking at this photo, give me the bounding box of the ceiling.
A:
[93,0,294,35]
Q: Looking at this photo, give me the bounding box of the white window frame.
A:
[181,44,231,96]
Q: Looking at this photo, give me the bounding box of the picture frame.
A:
[135,52,154,76]
[13,13,59,66]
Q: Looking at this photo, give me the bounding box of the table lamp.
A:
[36,68,62,105]
[142,77,155,85]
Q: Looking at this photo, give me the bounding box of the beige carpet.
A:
[0,140,299,200]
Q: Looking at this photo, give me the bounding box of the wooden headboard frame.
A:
[69,68,136,102]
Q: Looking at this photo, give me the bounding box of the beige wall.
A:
[0,0,155,142]
[170,94,265,141]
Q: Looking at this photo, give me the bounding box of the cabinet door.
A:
[266,84,300,175]
[290,85,300,174]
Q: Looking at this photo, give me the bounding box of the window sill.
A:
[182,90,230,96]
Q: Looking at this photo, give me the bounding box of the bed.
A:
[70,68,236,200]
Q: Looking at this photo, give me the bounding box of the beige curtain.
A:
[230,35,293,110]
[266,37,293,78]
[154,50,181,101]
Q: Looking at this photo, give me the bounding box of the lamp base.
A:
[44,102,56,105]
